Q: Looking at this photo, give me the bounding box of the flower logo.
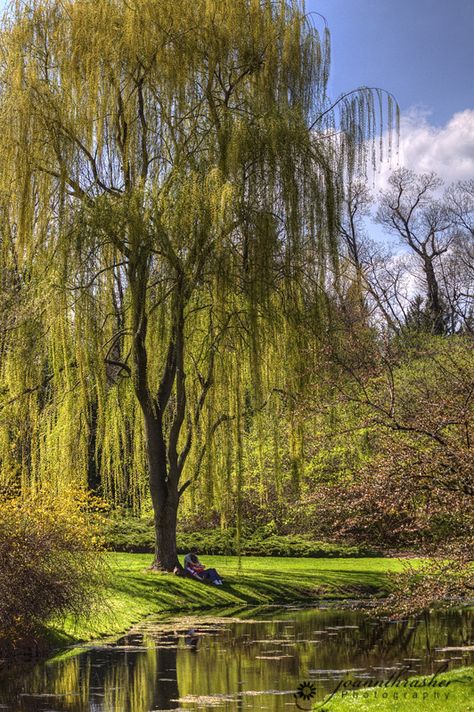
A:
[295,680,317,701]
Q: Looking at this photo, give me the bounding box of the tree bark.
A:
[153,488,179,571]
[143,409,180,571]
[128,257,180,571]
[423,254,445,335]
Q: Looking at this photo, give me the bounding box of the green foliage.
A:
[299,335,474,549]
[0,1,395,569]
[101,517,377,557]
[102,516,155,553]
[0,495,106,650]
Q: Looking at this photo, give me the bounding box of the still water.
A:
[0,605,473,711]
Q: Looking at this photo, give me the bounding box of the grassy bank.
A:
[53,553,411,644]
[324,666,474,711]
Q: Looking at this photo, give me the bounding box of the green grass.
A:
[322,667,474,711]
[51,554,411,644]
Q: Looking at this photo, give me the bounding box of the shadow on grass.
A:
[59,556,396,643]
[108,564,390,611]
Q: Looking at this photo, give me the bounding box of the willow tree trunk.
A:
[144,415,180,571]
[130,257,189,571]
[128,260,179,570]
[154,493,178,571]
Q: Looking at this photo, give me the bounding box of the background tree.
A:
[376,169,453,335]
[337,170,474,336]
[299,332,474,551]
[442,179,474,332]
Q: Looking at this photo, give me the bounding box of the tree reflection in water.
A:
[0,607,472,711]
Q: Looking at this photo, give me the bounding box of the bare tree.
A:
[376,169,453,335]
[442,180,474,331]
[337,180,410,332]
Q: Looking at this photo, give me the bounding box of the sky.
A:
[309,0,474,185]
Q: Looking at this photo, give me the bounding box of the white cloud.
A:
[373,107,474,188]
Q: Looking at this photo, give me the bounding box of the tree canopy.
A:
[0,0,397,568]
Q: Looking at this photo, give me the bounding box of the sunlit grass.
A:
[324,666,474,712]
[52,554,416,644]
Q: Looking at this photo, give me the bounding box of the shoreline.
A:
[1,553,422,663]
[49,553,410,648]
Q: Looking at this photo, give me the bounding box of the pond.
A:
[0,605,473,711]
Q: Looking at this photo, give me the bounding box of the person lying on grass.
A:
[183,550,223,585]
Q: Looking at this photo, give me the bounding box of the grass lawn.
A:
[54,553,411,644]
[324,666,474,711]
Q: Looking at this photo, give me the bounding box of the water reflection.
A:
[0,606,472,711]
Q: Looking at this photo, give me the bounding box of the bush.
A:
[102,515,155,553]
[0,495,106,650]
[102,517,378,557]
[377,537,474,617]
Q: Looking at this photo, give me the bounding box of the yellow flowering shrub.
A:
[0,493,106,649]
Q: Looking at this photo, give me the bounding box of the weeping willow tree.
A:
[0,0,397,569]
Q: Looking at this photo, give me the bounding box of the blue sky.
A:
[308,0,474,186]
[310,0,473,126]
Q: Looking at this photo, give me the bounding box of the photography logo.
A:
[293,663,473,710]
[294,680,321,710]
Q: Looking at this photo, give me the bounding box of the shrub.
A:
[378,537,474,617]
[102,517,378,557]
[0,495,106,650]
